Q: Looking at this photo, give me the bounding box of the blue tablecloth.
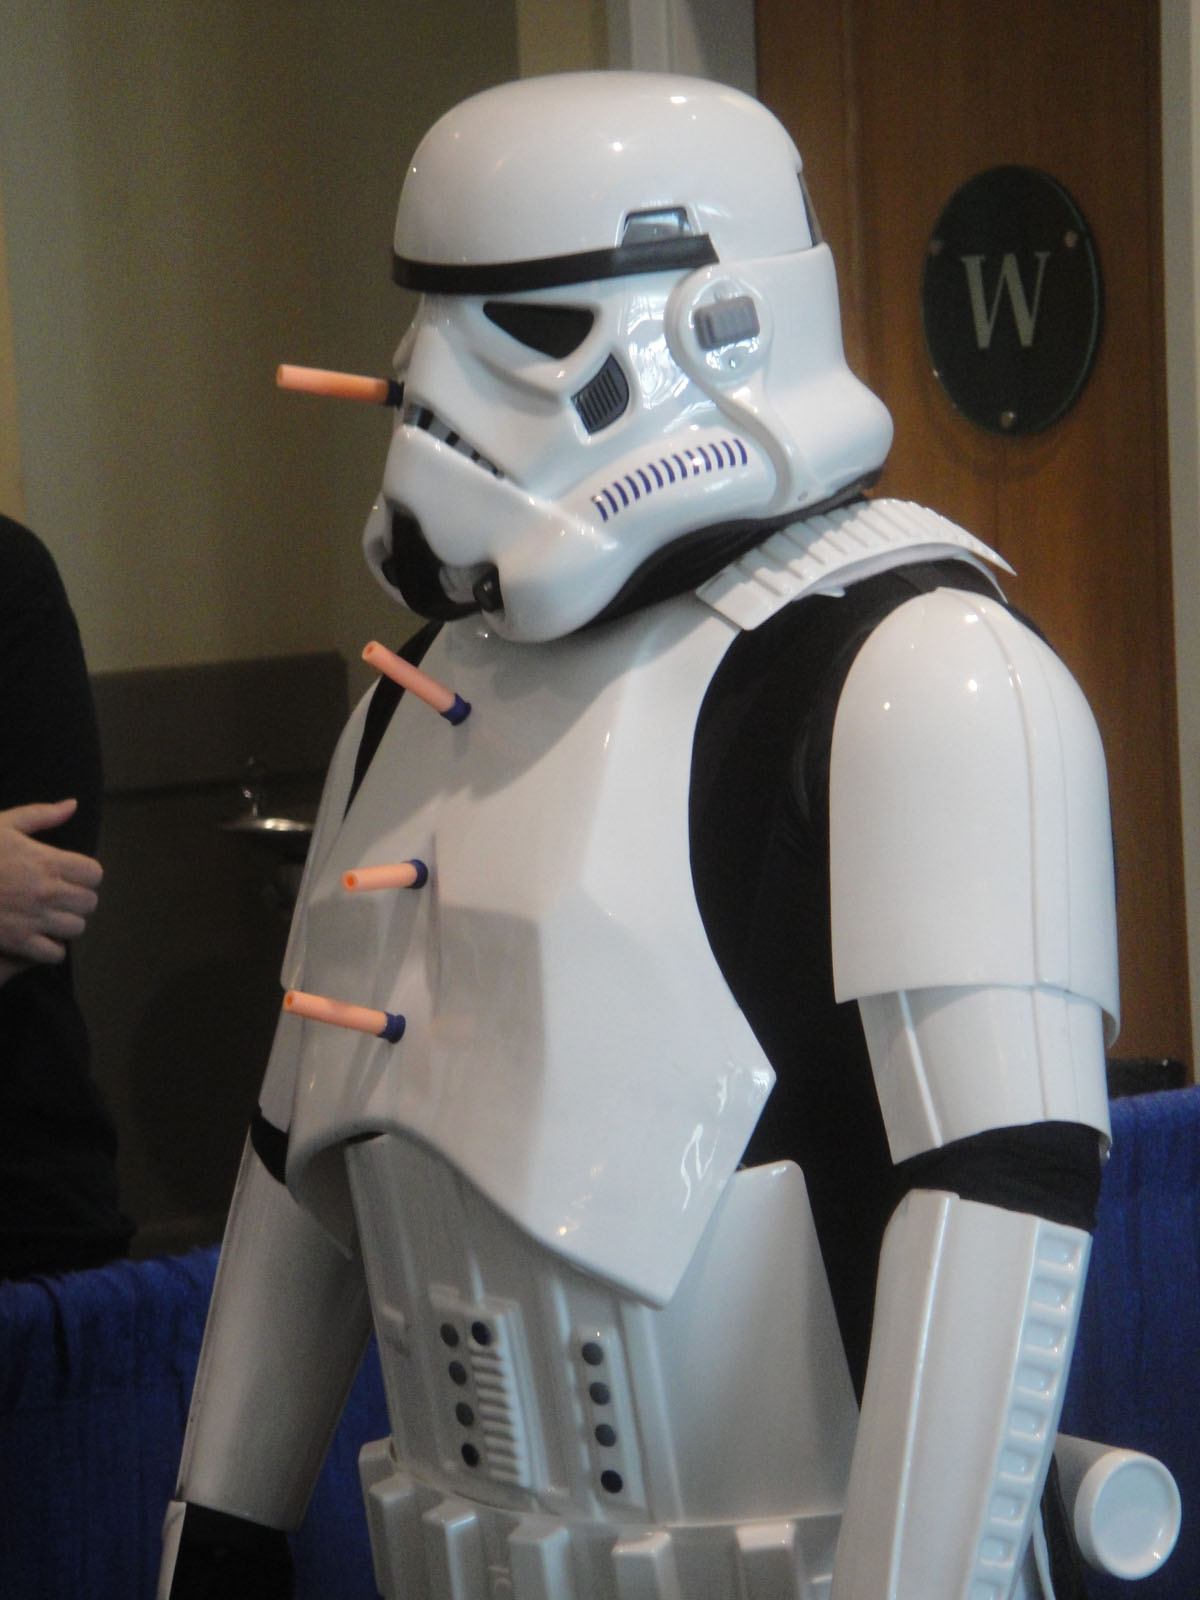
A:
[0,1248,386,1599]
[2,1088,1197,1598]
[1061,1087,1200,1598]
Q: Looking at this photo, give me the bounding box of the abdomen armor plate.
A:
[349,1136,857,1600]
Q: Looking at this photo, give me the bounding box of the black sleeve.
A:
[0,515,103,854]
[0,518,130,1277]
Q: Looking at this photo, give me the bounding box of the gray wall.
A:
[0,0,519,682]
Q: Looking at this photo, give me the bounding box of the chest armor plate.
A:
[282,594,773,1304]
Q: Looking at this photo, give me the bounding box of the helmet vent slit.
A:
[573,356,630,434]
[591,438,749,522]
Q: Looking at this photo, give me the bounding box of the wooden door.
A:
[756,0,1190,1066]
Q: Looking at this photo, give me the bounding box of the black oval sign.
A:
[921,166,1102,436]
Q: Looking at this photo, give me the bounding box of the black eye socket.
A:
[483,301,594,358]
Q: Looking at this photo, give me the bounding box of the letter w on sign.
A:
[960,251,1051,349]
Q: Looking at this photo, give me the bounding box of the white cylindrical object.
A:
[1055,1436,1181,1578]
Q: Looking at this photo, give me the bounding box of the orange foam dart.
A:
[343,860,429,893]
[363,640,471,725]
[276,364,404,407]
[283,988,406,1043]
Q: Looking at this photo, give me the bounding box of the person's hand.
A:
[0,799,102,984]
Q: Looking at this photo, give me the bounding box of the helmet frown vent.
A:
[573,356,629,434]
[591,437,750,523]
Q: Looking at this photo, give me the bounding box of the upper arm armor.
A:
[829,587,1119,1031]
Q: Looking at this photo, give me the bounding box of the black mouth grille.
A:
[403,403,503,478]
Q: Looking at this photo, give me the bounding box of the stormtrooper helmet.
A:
[364,71,893,641]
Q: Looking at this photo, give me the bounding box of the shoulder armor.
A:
[697,497,1009,630]
[829,587,1119,1033]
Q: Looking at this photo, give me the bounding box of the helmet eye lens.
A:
[483,300,594,357]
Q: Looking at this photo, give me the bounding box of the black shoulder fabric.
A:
[689,558,1011,1396]
[345,622,442,816]
[249,1108,289,1188]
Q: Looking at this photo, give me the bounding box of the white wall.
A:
[606,0,755,91]
[517,0,607,76]
[1162,2,1200,1061]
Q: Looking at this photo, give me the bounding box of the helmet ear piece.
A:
[665,269,772,390]
[666,266,803,511]
[666,248,893,519]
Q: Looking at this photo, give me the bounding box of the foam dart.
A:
[283,987,406,1042]
[363,639,470,724]
[277,364,404,407]
[343,860,429,893]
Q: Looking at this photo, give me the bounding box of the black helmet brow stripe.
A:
[393,234,717,294]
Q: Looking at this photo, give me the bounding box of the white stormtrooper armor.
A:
[360,70,893,643]
[160,74,1176,1600]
